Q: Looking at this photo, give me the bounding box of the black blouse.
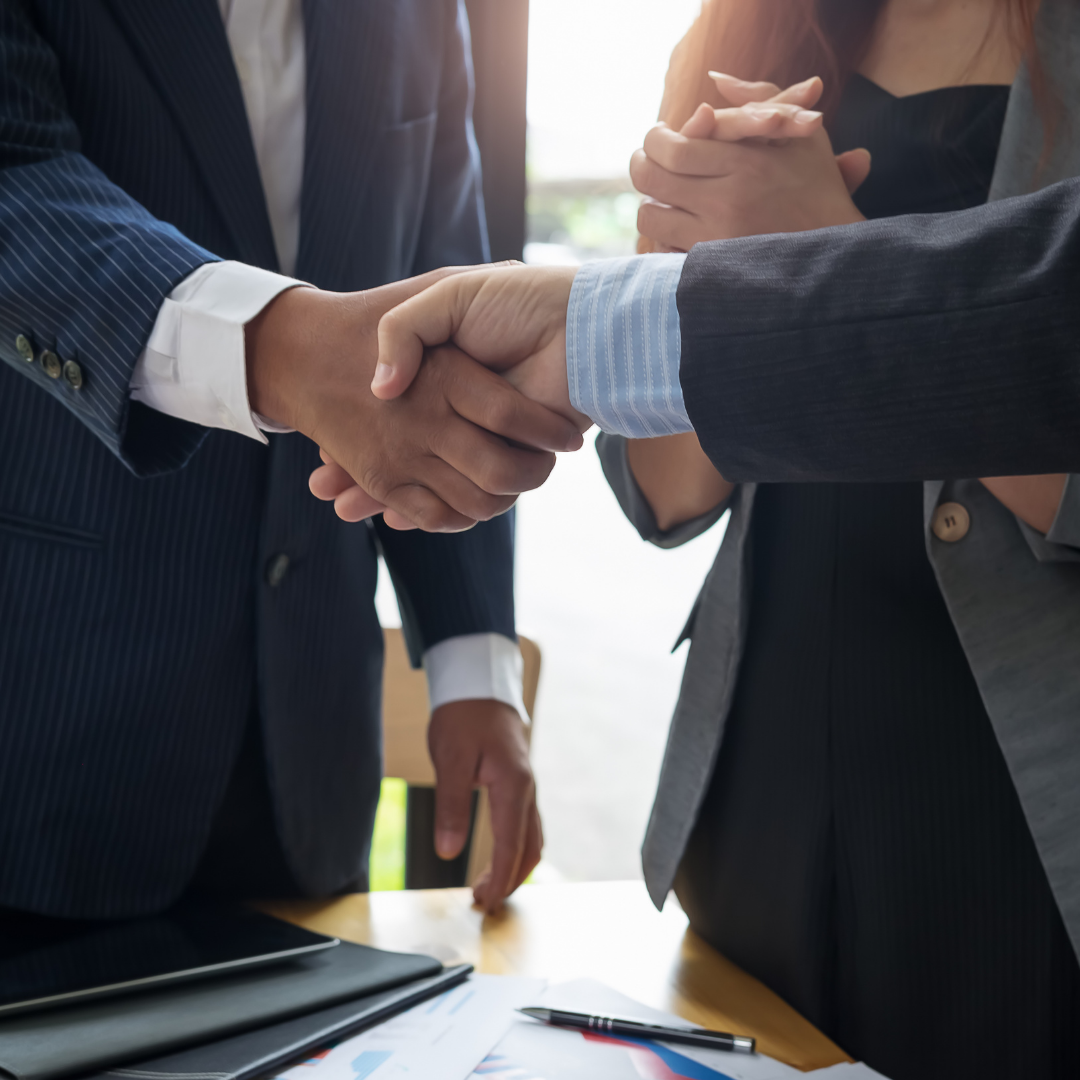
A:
[832,74,1010,217]
[674,76,1080,1080]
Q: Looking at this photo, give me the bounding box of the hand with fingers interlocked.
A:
[633,72,872,250]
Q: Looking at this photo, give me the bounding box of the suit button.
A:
[62,360,84,389]
[932,501,970,542]
[15,334,34,362]
[41,350,62,379]
[266,553,290,587]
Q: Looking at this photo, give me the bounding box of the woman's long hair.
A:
[659,0,1047,129]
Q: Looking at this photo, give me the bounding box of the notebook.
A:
[0,940,448,1080]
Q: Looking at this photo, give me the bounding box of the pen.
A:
[517,1007,756,1054]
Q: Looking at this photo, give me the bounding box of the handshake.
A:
[246,73,867,531]
[247,262,588,532]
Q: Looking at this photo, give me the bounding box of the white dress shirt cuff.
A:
[130,260,306,442]
[423,633,528,723]
[566,253,692,438]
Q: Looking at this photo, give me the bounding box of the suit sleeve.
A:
[0,1,218,477]
[596,432,729,550]
[678,176,1080,483]
[376,0,513,667]
[373,512,516,667]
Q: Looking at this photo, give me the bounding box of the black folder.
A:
[0,941,454,1080]
[83,964,471,1080]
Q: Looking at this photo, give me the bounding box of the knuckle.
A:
[490,458,535,496]
[495,449,551,494]
[641,124,664,155]
[438,799,471,824]
[525,451,556,489]
[413,500,455,533]
[479,459,515,495]
[474,492,516,521]
[670,142,696,173]
[378,306,404,339]
[644,128,677,171]
[495,754,533,786]
[508,762,534,789]
[637,201,657,233]
[358,469,391,504]
[484,392,518,434]
[630,156,657,195]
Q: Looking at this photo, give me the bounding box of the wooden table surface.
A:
[262,880,850,1073]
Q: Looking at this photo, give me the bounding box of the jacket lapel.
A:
[103,0,279,269]
[297,0,397,288]
[990,0,1080,199]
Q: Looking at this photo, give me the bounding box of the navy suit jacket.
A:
[0,0,515,918]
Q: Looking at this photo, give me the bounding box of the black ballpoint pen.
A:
[518,1007,756,1054]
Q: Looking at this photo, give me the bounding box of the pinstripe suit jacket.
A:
[0,0,515,918]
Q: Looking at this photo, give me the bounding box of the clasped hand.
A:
[633,71,870,250]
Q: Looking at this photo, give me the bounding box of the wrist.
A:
[245,284,332,431]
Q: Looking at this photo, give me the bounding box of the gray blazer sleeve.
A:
[596,432,729,549]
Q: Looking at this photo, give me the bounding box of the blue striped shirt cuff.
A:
[566,253,691,438]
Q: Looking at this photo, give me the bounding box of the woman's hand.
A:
[979,475,1068,535]
[632,74,871,251]
[626,432,733,532]
[624,75,870,527]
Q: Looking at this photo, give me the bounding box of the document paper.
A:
[270,974,890,1080]
[272,974,542,1080]
[468,979,802,1080]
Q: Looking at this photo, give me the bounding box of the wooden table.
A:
[262,880,850,1072]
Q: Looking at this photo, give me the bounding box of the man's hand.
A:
[370,265,586,417]
[428,699,542,912]
[246,270,583,532]
[308,267,589,525]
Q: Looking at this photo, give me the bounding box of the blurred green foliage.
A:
[369,776,540,891]
[369,777,407,891]
[527,181,641,261]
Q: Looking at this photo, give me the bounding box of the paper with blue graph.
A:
[272,975,543,1080]
[468,979,801,1080]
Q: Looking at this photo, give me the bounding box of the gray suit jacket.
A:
[599,0,1080,962]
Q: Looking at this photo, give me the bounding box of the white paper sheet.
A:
[468,979,801,1080]
[273,974,544,1080]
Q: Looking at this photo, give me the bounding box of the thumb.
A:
[373,272,487,400]
[679,103,715,138]
[836,147,872,194]
[707,70,781,105]
[708,72,824,111]
[369,350,419,401]
[771,75,824,109]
